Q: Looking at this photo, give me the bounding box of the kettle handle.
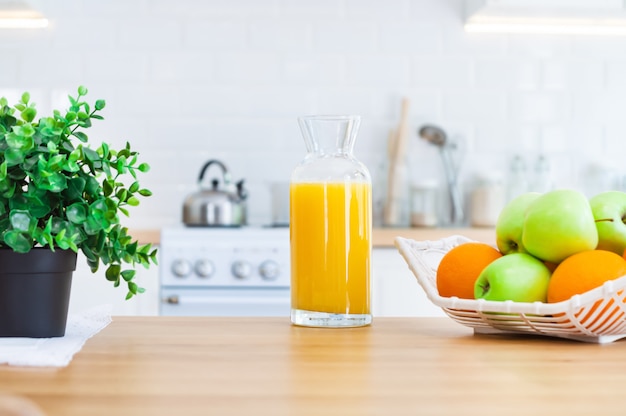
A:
[198,160,231,186]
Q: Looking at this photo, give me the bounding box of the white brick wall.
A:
[2,0,626,229]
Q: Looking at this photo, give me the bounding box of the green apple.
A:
[495,192,541,254]
[474,253,551,302]
[522,189,598,264]
[590,191,626,256]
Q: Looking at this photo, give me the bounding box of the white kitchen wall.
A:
[2,0,626,228]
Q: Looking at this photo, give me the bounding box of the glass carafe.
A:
[290,115,372,328]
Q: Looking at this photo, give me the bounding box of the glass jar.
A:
[410,180,439,227]
[290,115,372,328]
[470,171,506,227]
[506,155,528,202]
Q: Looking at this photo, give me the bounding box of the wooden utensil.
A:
[383,97,410,226]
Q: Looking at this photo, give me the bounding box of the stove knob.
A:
[171,259,192,278]
[259,260,280,281]
[231,260,252,279]
[194,259,215,278]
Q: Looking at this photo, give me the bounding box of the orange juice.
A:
[290,181,371,316]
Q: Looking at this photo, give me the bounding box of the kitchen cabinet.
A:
[371,227,494,317]
[65,228,493,317]
[70,248,447,318]
[68,250,160,317]
[372,248,445,317]
[68,229,162,316]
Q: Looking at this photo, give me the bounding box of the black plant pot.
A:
[0,248,77,338]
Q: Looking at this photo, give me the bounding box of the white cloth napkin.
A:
[0,304,112,367]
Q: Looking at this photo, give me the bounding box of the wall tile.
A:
[82,0,148,16]
[542,60,604,91]
[606,61,626,90]
[443,91,506,121]
[474,122,532,153]
[345,0,410,20]
[507,35,572,59]
[475,59,540,90]
[117,18,183,49]
[152,0,278,17]
[49,19,117,49]
[371,90,441,121]
[573,92,626,122]
[412,57,472,88]
[248,21,311,52]
[380,23,442,54]
[17,51,84,85]
[179,86,315,118]
[345,56,410,87]
[149,52,214,82]
[214,53,281,84]
[278,0,342,19]
[83,51,149,83]
[411,0,461,21]
[103,85,182,117]
[312,22,378,53]
[538,124,569,152]
[607,120,626,147]
[38,0,84,17]
[315,89,375,116]
[443,26,507,57]
[573,37,626,59]
[0,0,624,228]
[282,55,344,85]
[509,92,570,123]
[183,21,248,50]
[0,51,19,82]
[0,28,52,48]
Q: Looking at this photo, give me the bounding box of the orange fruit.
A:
[436,242,503,299]
[548,250,626,303]
[548,250,626,330]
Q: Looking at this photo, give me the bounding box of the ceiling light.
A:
[464,0,626,36]
[0,0,47,29]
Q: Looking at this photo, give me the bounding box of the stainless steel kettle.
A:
[182,160,248,227]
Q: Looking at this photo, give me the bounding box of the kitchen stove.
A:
[159,226,290,317]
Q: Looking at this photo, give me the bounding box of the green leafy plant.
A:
[0,86,157,299]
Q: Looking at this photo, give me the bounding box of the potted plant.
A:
[0,86,157,337]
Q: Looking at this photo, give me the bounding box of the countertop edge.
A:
[129,227,496,247]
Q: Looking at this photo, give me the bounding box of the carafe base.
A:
[291,309,372,328]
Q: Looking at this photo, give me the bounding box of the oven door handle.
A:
[163,294,290,306]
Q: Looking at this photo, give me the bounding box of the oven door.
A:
[160,287,291,317]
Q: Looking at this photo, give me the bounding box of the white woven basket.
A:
[395,235,626,344]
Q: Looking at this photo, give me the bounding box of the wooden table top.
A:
[1,317,625,416]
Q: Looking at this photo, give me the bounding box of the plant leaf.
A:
[73,131,89,142]
[121,269,135,282]
[105,264,121,282]
[9,210,34,232]
[3,230,32,253]
[66,202,88,224]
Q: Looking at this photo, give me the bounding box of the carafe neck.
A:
[298,115,361,156]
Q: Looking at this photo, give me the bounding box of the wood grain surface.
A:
[1,317,624,416]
